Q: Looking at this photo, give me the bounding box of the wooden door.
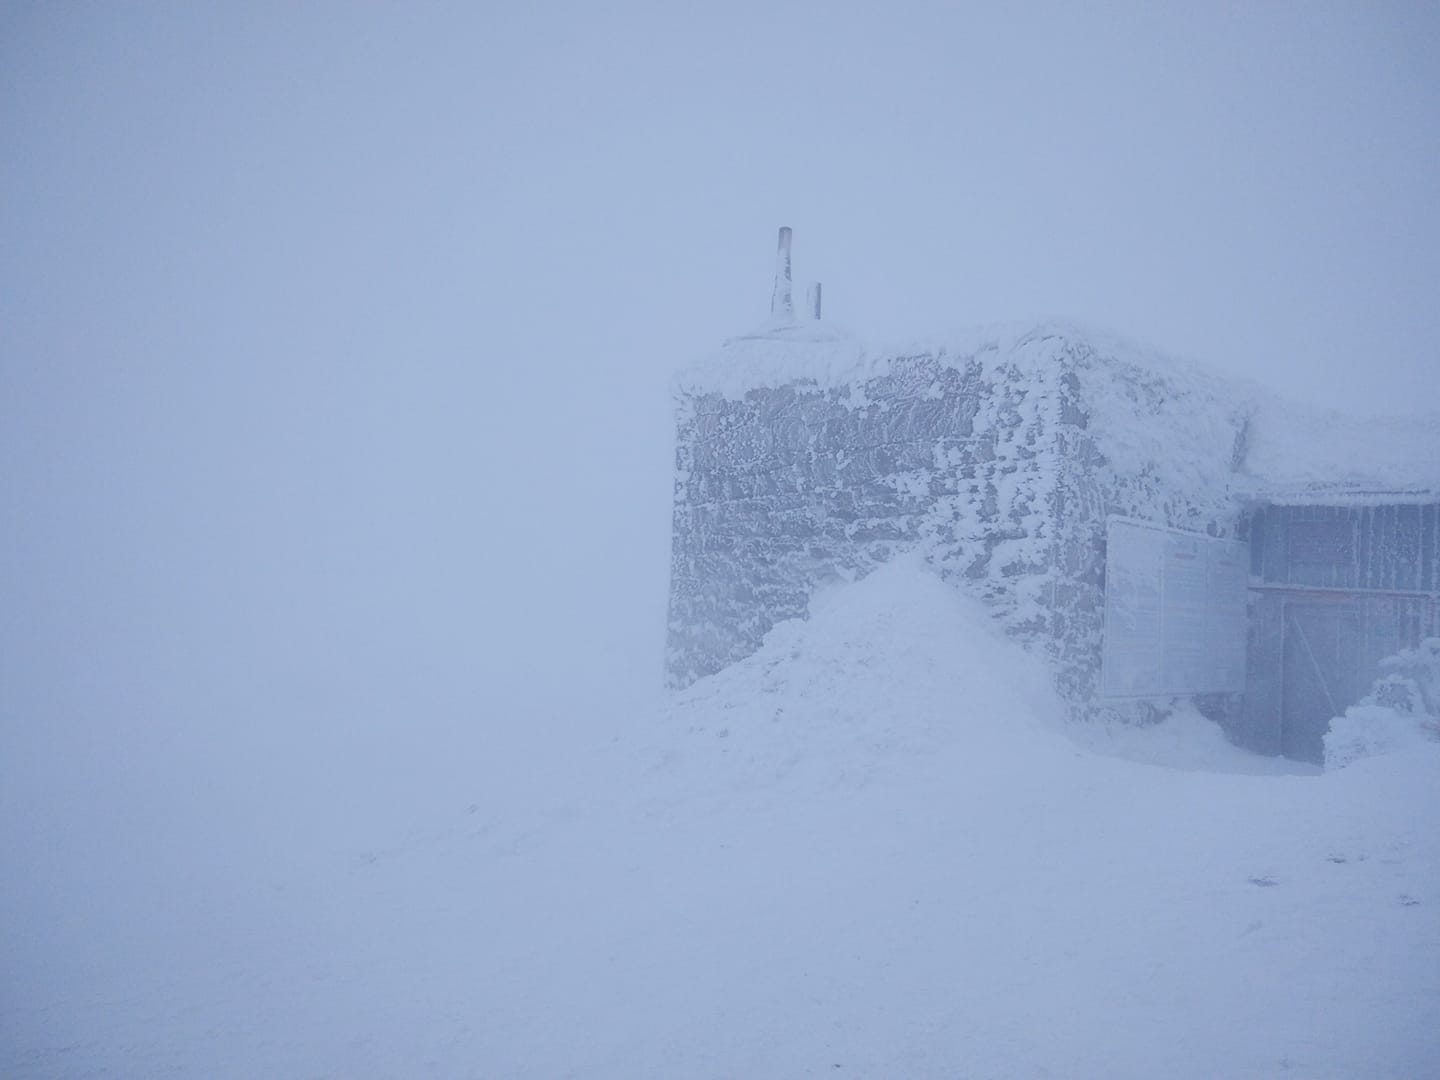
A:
[1281,600,1365,763]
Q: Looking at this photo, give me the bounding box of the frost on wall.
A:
[666,324,1252,713]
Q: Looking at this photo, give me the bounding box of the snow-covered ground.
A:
[4,560,1438,1078]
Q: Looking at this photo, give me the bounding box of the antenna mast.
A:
[770,226,794,321]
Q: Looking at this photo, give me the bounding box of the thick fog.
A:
[3,5,1439,1074]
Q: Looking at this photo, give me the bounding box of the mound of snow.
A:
[1326,639,1440,769]
[1326,704,1440,770]
[651,555,1071,796]
[659,556,1309,785]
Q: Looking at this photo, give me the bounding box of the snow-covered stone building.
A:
[666,230,1440,761]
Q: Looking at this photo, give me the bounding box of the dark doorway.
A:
[1281,600,1366,763]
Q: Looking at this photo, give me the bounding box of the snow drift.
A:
[1325,638,1440,770]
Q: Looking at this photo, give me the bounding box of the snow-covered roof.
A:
[1236,403,1440,504]
[676,319,1440,507]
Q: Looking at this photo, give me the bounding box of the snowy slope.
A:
[4,560,1438,1078]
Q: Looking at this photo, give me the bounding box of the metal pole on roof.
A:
[770,226,794,321]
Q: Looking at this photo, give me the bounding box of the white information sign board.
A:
[1100,517,1249,698]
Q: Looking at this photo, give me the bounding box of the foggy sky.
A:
[2,3,1439,835]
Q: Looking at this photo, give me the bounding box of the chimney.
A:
[806,282,822,320]
[770,226,794,321]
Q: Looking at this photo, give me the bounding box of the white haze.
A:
[1,3,1438,1073]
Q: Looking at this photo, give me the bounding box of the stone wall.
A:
[667,327,1252,716]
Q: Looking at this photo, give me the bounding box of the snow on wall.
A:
[667,323,1255,710]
